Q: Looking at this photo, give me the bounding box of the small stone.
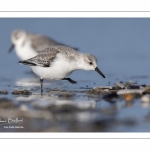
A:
[103,92,118,102]
[0,90,8,95]
[116,82,126,89]
[104,89,109,92]
[124,94,133,101]
[141,94,150,103]
[19,104,28,111]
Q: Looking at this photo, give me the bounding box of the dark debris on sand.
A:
[0,98,15,108]
[11,89,32,95]
[0,90,8,95]
[89,81,150,102]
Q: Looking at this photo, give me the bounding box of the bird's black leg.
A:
[40,78,43,95]
[62,78,77,84]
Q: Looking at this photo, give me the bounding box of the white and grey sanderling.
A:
[8,29,78,60]
[19,45,105,95]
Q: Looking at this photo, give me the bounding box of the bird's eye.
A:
[89,62,92,65]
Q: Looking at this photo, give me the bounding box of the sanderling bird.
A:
[19,45,105,95]
[9,29,78,60]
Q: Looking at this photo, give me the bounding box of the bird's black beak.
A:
[8,44,14,53]
[95,67,105,78]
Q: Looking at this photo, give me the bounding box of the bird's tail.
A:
[19,60,36,66]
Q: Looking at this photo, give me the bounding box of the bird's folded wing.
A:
[24,47,60,67]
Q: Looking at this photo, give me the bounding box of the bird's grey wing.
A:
[22,47,60,67]
[29,34,59,53]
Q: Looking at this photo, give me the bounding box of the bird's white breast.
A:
[31,54,78,80]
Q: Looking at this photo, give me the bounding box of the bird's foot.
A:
[62,78,77,84]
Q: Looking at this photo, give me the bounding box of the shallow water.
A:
[0,18,150,132]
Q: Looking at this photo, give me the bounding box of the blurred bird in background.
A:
[8,29,78,60]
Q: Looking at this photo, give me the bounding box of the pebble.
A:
[19,104,29,111]
[117,89,145,95]
[0,90,8,95]
[116,82,126,89]
[12,89,32,95]
[124,94,133,101]
[141,94,150,103]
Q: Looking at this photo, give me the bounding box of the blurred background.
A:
[0,18,150,132]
